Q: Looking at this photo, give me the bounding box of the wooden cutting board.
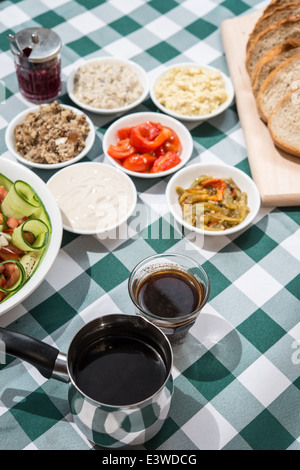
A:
[221,10,300,207]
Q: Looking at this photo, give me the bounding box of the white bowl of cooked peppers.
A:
[0,159,62,316]
[166,162,261,236]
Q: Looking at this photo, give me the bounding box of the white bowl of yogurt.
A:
[47,162,137,235]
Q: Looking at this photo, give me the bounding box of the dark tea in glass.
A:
[128,254,210,342]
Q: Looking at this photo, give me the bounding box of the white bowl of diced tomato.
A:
[102,112,194,178]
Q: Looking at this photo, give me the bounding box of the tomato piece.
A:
[6,217,20,229]
[1,262,20,289]
[123,154,157,173]
[0,251,20,261]
[0,244,24,260]
[117,127,133,140]
[107,138,136,160]
[150,151,181,173]
[130,122,171,153]
[3,244,24,255]
[0,186,8,203]
[155,127,181,156]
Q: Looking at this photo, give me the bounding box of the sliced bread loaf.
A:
[251,38,300,96]
[245,17,300,76]
[268,87,300,157]
[246,2,300,51]
[256,52,300,122]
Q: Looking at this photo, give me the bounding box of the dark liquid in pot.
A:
[136,269,203,318]
[73,335,167,405]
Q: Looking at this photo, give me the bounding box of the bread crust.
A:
[256,52,300,122]
[251,38,300,94]
[245,17,300,76]
[263,0,299,14]
[268,86,300,157]
[246,1,300,51]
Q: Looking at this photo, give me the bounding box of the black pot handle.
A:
[0,326,60,380]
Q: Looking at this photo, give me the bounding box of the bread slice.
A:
[256,52,300,122]
[245,17,300,76]
[246,2,300,51]
[268,86,300,157]
[263,0,299,14]
[251,39,300,96]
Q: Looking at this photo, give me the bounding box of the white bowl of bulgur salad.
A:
[66,56,149,114]
[5,101,95,170]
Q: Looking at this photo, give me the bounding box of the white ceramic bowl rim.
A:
[47,162,137,235]
[5,104,96,170]
[102,111,194,179]
[166,162,261,236]
[0,159,63,316]
[150,62,234,121]
[67,56,149,114]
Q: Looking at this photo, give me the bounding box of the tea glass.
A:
[128,253,210,343]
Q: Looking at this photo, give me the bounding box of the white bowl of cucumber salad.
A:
[0,159,63,316]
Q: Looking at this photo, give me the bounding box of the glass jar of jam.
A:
[8,27,62,104]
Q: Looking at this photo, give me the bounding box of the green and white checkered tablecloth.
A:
[0,0,299,451]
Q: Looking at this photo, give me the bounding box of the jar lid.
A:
[9,27,61,62]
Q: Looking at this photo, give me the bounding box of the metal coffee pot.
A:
[0,314,173,448]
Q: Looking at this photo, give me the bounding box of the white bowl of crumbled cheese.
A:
[67,56,149,115]
[150,63,234,122]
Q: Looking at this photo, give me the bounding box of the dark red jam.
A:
[16,53,61,103]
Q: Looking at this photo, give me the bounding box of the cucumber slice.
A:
[32,205,52,232]
[0,174,13,192]
[0,260,26,293]
[19,251,42,279]
[0,176,52,304]
[11,219,49,252]
[1,181,41,219]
